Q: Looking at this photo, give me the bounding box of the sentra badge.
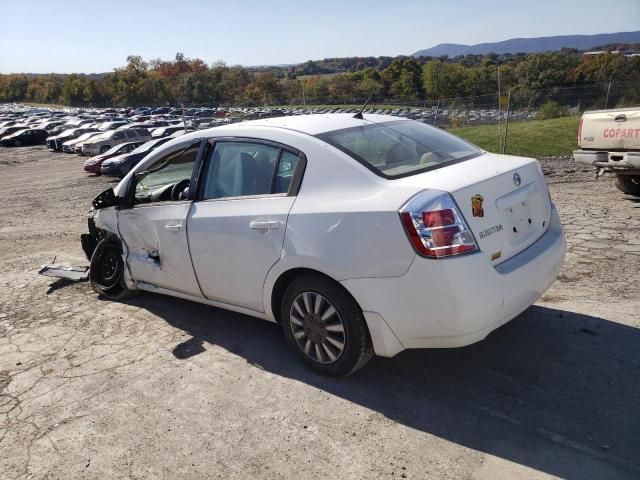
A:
[471,194,484,218]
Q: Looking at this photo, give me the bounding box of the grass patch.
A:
[450,116,580,157]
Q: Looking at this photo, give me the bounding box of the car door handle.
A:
[250,221,280,230]
[165,223,183,231]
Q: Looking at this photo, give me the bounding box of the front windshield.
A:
[320,120,482,178]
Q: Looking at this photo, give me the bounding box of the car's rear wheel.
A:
[99,145,110,154]
[615,174,640,196]
[89,240,136,300]
[281,274,373,376]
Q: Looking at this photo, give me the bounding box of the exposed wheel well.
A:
[270,268,361,324]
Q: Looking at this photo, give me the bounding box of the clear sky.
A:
[0,0,638,73]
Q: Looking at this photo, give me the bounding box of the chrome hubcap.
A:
[290,292,346,364]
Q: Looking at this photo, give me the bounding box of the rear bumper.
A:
[573,149,607,166]
[342,206,566,356]
[574,150,640,171]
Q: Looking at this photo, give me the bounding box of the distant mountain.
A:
[412,31,640,57]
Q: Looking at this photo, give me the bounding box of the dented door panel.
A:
[117,203,202,296]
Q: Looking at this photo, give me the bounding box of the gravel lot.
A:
[1,147,639,480]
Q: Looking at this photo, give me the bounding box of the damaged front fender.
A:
[81,215,103,261]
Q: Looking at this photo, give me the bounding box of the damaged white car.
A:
[81,114,566,376]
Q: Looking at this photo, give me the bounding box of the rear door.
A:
[187,139,305,312]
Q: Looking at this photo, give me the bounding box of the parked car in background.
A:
[81,128,151,156]
[62,131,102,153]
[573,107,640,196]
[168,129,186,139]
[97,120,129,131]
[0,128,48,147]
[84,141,145,174]
[83,114,566,376]
[47,127,98,151]
[100,137,173,177]
[150,125,185,138]
[0,125,28,139]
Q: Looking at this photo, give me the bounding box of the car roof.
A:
[151,113,404,158]
[206,113,400,136]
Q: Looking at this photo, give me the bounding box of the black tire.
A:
[89,239,137,300]
[280,273,373,376]
[615,175,640,196]
[14,140,21,147]
[99,145,110,154]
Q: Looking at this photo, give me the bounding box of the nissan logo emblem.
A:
[513,173,521,187]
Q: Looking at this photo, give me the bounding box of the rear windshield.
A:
[319,120,482,178]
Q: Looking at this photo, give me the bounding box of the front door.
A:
[117,141,202,295]
[187,140,304,312]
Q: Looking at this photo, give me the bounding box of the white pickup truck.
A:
[573,107,640,195]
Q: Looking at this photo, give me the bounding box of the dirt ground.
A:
[0,146,638,480]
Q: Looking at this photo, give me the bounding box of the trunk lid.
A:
[580,108,640,150]
[395,153,552,265]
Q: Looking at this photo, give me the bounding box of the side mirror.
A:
[92,188,124,210]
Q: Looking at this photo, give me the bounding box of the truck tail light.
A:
[399,191,478,258]
[577,117,583,144]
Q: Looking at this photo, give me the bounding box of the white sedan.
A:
[83,114,566,376]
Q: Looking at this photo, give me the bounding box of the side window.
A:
[113,131,124,140]
[202,142,280,200]
[125,130,137,139]
[274,150,300,194]
[133,143,199,204]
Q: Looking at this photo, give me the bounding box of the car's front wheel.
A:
[281,274,373,376]
[89,240,137,300]
[99,145,110,154]
[615,174,640,196]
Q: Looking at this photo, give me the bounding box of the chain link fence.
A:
[247,81,640,129]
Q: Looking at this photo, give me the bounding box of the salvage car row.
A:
[0,106,188,177]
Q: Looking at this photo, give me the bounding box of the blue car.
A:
[100,137,172,177]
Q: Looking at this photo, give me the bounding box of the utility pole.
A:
[497,66,502,153]
[604,80,612,109]
[503,90,511,154]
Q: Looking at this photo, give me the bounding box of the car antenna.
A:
[353,90,375,119]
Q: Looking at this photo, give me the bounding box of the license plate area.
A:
[495,182,541,247]
[505,200,537,245]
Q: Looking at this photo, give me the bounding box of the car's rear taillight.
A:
[577,117,583,145]
[399,191,478,258]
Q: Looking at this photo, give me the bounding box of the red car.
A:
[83,141,144,174]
